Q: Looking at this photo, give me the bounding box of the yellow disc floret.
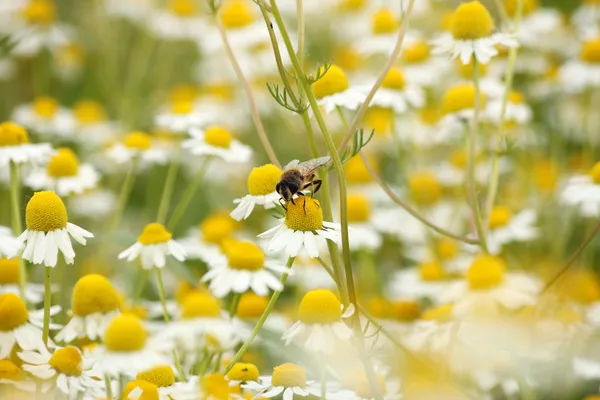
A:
[0,294,28,331]
[488,206,512,229]
[285,197,323,232]
[169,0,196,16]
[339,0,366,11]
[33,96,59,118]
[124,131,152,150]
[204,126,233,148]
[442,83,486,115]
[347,194,371,223]
[372,8,399,34]
[227,241,265,271]
[505,0,538,16]
[508,91,525,104]
[450,1,494,40]
[355,373,387,399]
[73,101,106,124]
[0,258,20,284]
[382,68,405,90]
[467,255,506,290]
[104,314,147,352]
[220,0,254,29]
[201,214,236,244]
[25,191,68,232]
[271,363,307,388]
[0,360,23,381]
[408,171,442,206]
[137,223,172,245]
[421,304,453,322]
[137,365,175,387]
[46,148,80,178]
[345,154,377,184]
[365,107,394,136]
[436,238,458,260]
[458,58,488,79]
[312,65,349,99]
[181,291,220,318]
[236,293,268,319]
[248,164,282,196]
[298,289,342,324]
[201,374,230,400]
[581,37,600,63]
[0,122,29,146]
[49,346,82,377]
[72,274,120,316]
[419,261,445,281]
[170,99,194,115]
[22,0,56,25]
[392,300,421,321]
[227,363,259,382]
[123,380,160,400]
[403,41,430,63]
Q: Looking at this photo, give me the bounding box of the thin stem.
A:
[167,156,211,231]
[42,266,52,345]
[296,0,305,71]
[156,145,181,225]
[223,257,294,374]
[155,268,170,323]
[229,293,241,318]
[104,375,113,399]
[132,269,149,303]
[108,157,139,234]
[9,162,26,300]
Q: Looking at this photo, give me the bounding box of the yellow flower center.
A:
[339,0,366,11]
[382,68,405,90]
[488,206,512,229]
[458,58,488,79]
[236,293,268,319]
[347,194,371,223]
[560,270,600,304]
[355,373,387,399]
[137,365,175,387]
[0,293,29,331]
[227,363,259,381]
[285,197,324,232]
[33,96,59,118]
[123,380,160,400]
[201,214,236,244]
[422,304,453,322]
[25,191,68,232]
[298,289,342,324]
[248,164,282,196]
[367,296,393,319]
[120,303,148,320]
[467,255,506,290]
[202,374,231,400]
[169,0,196,16]
[124,131,152,150]
[345,154,377,184]
[450,1,494,40]
[419,261,445,281]
[408,171,442,206]
[169,84,199,103]
[170,100,194,115]
[365,107,394,136]
[0,122,29,146]
[72,274,120,317]
[392,300,421,322]
[48,346,82,377]
[175,281,195,305]
[442,83,487,115]
[181,291,220,318]
[22,0,56,25]
[533,159,558,191]
[372,8,399,35]
[436,238,458,260]
[73,101,106,125]
[104,314,147,352]
[271,363,306,388]
[403,41,430,63]
[581,38,600,63]
[220,237,239,254]
[449,149,468,169]
[334,46,362,71]
[137,223,172,245]
[204,126,233,148]
[0,258,20,284]
[508,91,525,104]
[312,65,349,99]
[46,148,80,178]
[220,0,255,29]
[505,0,538,16]
[0,360,23,381]
[227,241,265,271]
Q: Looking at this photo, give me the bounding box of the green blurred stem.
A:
[104,376,112,399]
[155,268,170,323]
[109,157,139,234]
[9,162,26,300]
[229,293,241,318]
[132,269,149,303]
[42,266,52,345]
[223,257,294,374]
[167,156,211,231]
[156,145,181,225]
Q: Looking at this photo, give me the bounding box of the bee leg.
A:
[279,198,287,211]
[312,180,322,196]
[295,192,307,215]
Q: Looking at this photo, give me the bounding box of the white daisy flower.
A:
[128,365,199,400]
[0,358,36,392]
[394,109,459,149]
[154,100,211,133]
[71,100,119,148]
[402,304,457,355]
[232,293,291,341]
[388,264,450,303]
[485,91,533,126]
[242,363,321,399]
[559,34,600,93]
[560,167,600,217]
[343,193,382,251]
[0,257,47,304]
[182,126,252,163]
[486,207,539,255]
[439,82,491,129]
[401,38,450,88]
[16,191,93,267]
[0,121,54,167]
[509,7,562,50]
[312,64,365,114]
[353,7,403,57]
[328,373,401,400]
[12,96,76,139]
[105,131,168,167]
[146,0,208,41]
[118,223,186,270]
[231,164,282,221]
[355,68,425,115]
[258,197,341,259]
[177,213,236,264]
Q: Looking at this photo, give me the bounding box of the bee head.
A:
[277,181,298,201]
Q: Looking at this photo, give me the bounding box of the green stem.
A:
[223,257,294,374]
[156,145,181,224]
[42,266,52,345]
[132,269,149,303]
[9,162,26,301]
[104,375,112,399]
[229,293,241,318]
[155,268,170,323]
[108,157,139,234]
[167,157,211,231]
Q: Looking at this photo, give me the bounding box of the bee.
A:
[276,156,331,210]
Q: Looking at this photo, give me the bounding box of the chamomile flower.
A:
[485,91,533,126]
[227,362,261,386]
[12,96,76,139]
[560,162,600,217]
[572,0,600,29]
[0,257,46,304]
[431,1,518,65]
[242,363,321,399]
[353,8,402,56]
[401,39,450,88]
[312,64,364,114]
[202,241,290,298]
[486,206,539,255]
[55,274,121,343]
[559,35,600,92]
[283,289,354,354]
[106,131,168,167]
[231,164,282,221]
[16,191,93,267]
[345,194,382,251]
[134,365,198,400]
[146,0,208,41]
[19,346,102,396]
[24,147,100,197]
[178,213,237,263]
[119,223,186,270]
[154,99,210,133]
[504,0,562,50]
[0,226,21,258]
[258,197,341,259]
[0,121,54,167]
[439,83,488,127]
[0,359,35,392]
[388,262,450,303]
[329,372,401,400]
[182,126,252,163]
[233,293,291,340]
[356,68,425,115]
[71,100,118,148]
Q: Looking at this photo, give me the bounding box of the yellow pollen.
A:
[285,197,324,232]
[271,363,307,388]
[204,126,233,148]
[458,58,488,79]
[49,346,82,377]
[408,171,442,206]
[123,380,160,400]
[0,258,20,284]
[422,304,453,322]
[169,0,196,16]
[0,359,23,381]
[365,107,394,136]
[137,365,175,387]
[392,300,421,322]
[419,261,445,281]
[236,293,268,319]
[345,154,377,184]
[0,293,29,331]
[124,131,152,150]
[32,96,59,118]
[22,0,56,25]
[220,0,255,29]
[467,255,506,290]
[25,191,68,232]
[355,373,387,399]
[312,65,349,99]
[436,238,458,260]
[227,241,265,271]
[170,100,194,115]
[382,68,405,90]
[46,148,80,178]
[298,289,342,324]
[347,194,371,223]
[441,83,487,115]
[450,1,494,40]
[181,291,220,318]
[248,164,282,196]
[505,0,538,16]
[227,363,259,381]
[403,41,430,63]
[72,274,120,317]
[202,374,231,400]
[103,314,147,352]
[169,84,199,103]
[339,0,366,11]
[73,101,106,124]
[0,122,29,146]
[372,8,399,34]
[581,38,600,63]
[137,223,172,245]
[488,206,512,229]
[201,214,236,244]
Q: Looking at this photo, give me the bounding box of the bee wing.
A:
[284,159,300,170]
[296,156,331,175]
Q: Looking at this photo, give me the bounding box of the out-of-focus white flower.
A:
[243,364,321,399]
[12,96,76,139]
[182,126,252,163]
[560,166,600,217]
[486,207,539,255]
